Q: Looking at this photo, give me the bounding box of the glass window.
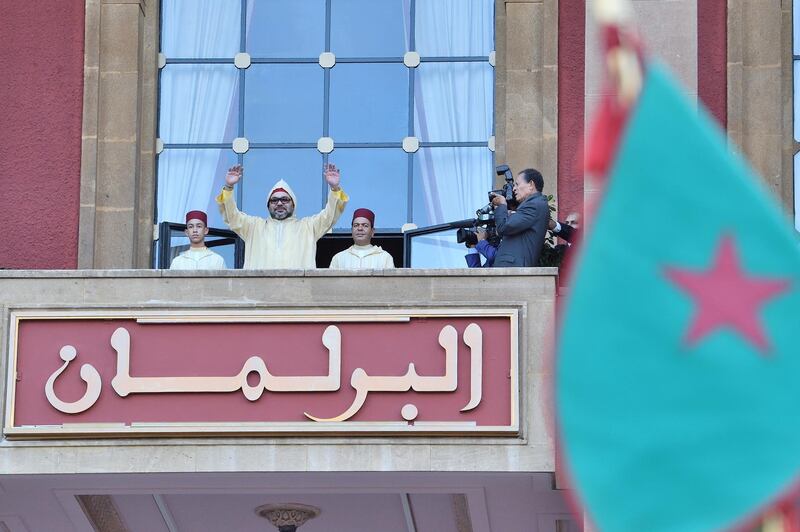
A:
[795,62,800,142]
[245,65,324,143]
[157,148,238,229]
[247,0,325,57]
[330,63,409,142]
[330,0,409,57]
[795,152,800,232]
[412,147,493,227]
[166,229,238,269]
[161,0,241,58]
[415,0,494,57]
[206,234,238,268]
[409,230,471,268]
[414,62,493,142]
[242,149,324,220]
[330,148,409,229]
[159,65,239,143]
[158,0,496,268]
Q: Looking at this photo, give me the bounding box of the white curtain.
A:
[413,0,494,266]
[157,0,241,226]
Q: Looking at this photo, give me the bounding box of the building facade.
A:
[0,1,794,530]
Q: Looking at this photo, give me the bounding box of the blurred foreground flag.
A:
[556,4,800,532]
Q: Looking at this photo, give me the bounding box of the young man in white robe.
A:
[169,210,227,270]
[329,208,395,269]
[216,163,348,269]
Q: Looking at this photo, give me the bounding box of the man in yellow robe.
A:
[216,163,348,269]
[329,208,395,269]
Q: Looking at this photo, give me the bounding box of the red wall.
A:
[557,0,586,223]
[0,3,84,269]
[698,2,727,127]
[557,3,727,222]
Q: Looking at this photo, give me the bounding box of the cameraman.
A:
[465,227,497,267]
[490,168,549,267]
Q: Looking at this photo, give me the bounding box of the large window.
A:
[156,0,495,266]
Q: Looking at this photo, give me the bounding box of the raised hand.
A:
[225,164,243,187]
[324,163,341,190]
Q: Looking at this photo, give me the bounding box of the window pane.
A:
[331,0,409,57]
[415,0,493,57]
[242,149,324,220]
[795,152,800,232]
[795,61,800,141]
[245,65,324,143]
[414,62,493,142]
[247,0,325,57]
[167,229,238,269]
[330,64,409,142]
[161,0,241,58]
[412,147,492,227]
[157,149,238,228]
[409,230,471,268]
[330,148,409,229]
[159,65,239,143]
[206,234,238,268]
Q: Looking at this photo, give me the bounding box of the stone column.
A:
[79,0,157,268]
[727,0,794,214]
[495,0,559,199]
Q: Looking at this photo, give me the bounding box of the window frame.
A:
[155,0,496,233]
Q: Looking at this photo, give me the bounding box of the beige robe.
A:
[169,247,226,270]
[216,179,348,269]
[329,244,396,269]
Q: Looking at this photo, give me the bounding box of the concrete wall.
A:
[495,0,559,199]
[0,269,558,475]
[584,0,698,212]
[79,0,158,269]
[727,0,795,215]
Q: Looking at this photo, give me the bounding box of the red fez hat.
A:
[352,208,375,227]
[185,210,207,225]
[270,187,289,198]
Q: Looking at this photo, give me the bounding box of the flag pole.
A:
[594,0,641,107]
[761,500,800,532]
[584,0,643,179]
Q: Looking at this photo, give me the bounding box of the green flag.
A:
[556,63,800,531]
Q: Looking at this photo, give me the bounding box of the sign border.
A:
[4,307,520,439]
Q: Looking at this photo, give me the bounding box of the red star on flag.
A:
[664,234,791,353]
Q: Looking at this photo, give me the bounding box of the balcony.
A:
[0,269,557,473]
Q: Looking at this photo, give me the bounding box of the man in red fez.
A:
[329,208,395,269]
[168,210,226,270]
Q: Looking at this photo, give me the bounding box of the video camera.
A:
[476,164,518,216]
[455,164,518,248]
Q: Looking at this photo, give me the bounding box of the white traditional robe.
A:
[169,247,226,270]
[217,179,348,269]
[329,244,395,269]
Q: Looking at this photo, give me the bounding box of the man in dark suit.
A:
[490,168,550,267]
[550,212,580,243]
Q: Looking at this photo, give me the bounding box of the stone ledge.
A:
[0,268,559,279]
